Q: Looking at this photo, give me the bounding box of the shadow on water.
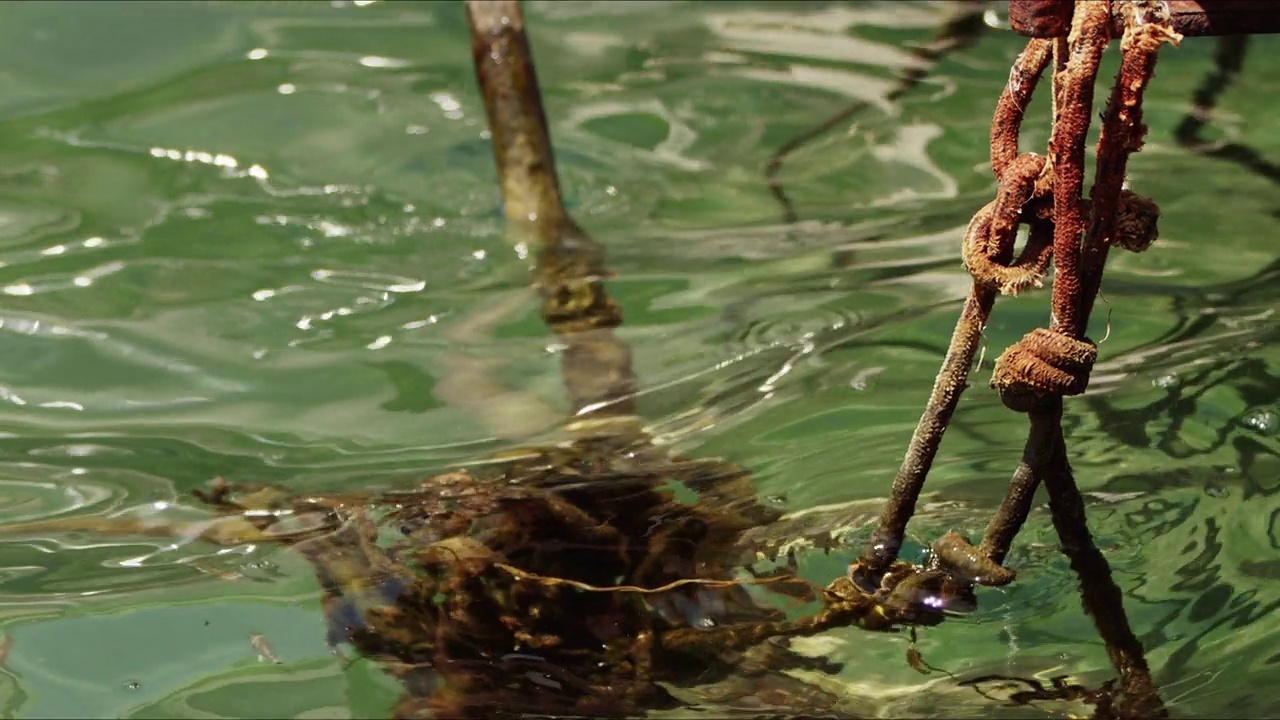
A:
[1173,36,1280,193]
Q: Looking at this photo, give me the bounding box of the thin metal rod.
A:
[466,0,639,421]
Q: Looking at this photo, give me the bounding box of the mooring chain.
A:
[993,1,1177,416]
[855,0,1181,590]
[946,1,1178,582]
[850,39,1060,588]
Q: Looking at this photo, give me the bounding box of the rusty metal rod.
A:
[466,0,639,422]
[467,0,567,241]
[1009,0,1280,38]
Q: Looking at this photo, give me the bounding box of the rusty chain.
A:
[853,0,1180,586]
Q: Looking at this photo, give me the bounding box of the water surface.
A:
[0,1,1275,717]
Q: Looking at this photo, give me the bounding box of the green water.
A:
[0,0,1275,717]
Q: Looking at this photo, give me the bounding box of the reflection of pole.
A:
[1033,401,1167,720]
[466,0,638,421]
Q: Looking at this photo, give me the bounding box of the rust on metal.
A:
[1009,0,1280,38]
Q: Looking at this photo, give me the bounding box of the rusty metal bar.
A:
[1009,0,1280,38]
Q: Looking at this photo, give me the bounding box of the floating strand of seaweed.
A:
[492,563,814,596]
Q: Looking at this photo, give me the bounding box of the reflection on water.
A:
[0,1,1273,717]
